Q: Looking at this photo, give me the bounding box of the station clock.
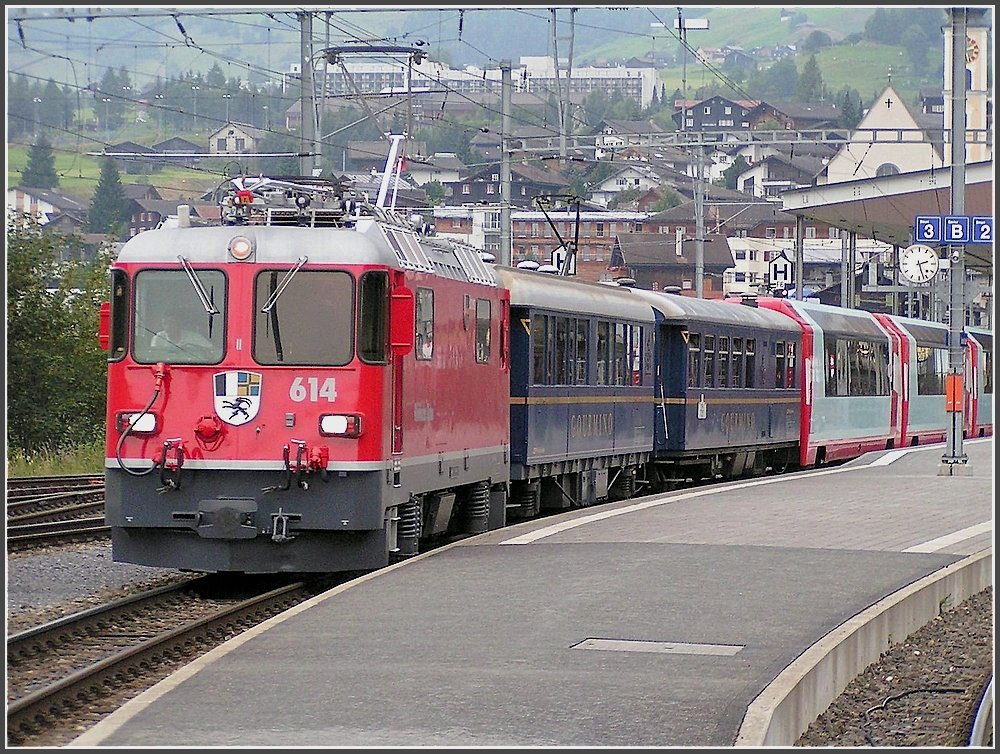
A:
[899,244,940,284]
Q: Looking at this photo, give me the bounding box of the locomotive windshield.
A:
[253,270,355,365]
[133,269,226,364]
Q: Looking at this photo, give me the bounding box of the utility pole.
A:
[550,8,575,160]
[675,11,709,297]
[299,11,319,176]
[939,7,969,474]
[694,147,705,297]
[794,215,804,299]
[500,59,512,267]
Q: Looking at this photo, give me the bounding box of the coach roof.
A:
[495,267,655,323]
[630,289,801,333]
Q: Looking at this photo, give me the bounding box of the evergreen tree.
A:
[20,133,59,189]
[836,87,863,129]
[722,155,750,190]
[796,55,825,102]
[87,157,128,234]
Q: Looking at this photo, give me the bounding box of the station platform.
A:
[73,439,993,747]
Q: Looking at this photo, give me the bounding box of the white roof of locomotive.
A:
[113,223,402,267]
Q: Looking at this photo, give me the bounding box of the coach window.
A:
[687,333,701,387]
[254,270,351,365]
[357,271,388,364]
[596,321,610,385]
[475,298,491,363]
[531,314,547,384]
[612,323,627,385]
[825,338,844,396]
[629,324,643,385]
[984,350,993,393]
[785,341,798,388]
[745,338,756,387]
[575,319,589,384]
[135,269,226,365]
[732,337,744,388]
[414,288,434,360]
[915,345,946,395]
[702,334,715,387]
[718,336,730,387]
[554,316,570,384]
[774,341,785,388]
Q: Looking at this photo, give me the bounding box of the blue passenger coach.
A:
[633,291,803,482]
[496,268,655,515]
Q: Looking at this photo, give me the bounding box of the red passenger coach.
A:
[100,177,509,573]
[754,298,898,467]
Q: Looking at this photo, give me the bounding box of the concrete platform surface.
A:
[72,439,993,747]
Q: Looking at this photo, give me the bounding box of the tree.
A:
[20,133,59,189]
[422,180,447,207]
[608,187,643,210]
[87,157,128,235]
[7,214,111,454]
[901,25,931,76]
[835,86,864,129]
[648,188,683,213]
[755,59,799,99]
[255,131,300,175]
[722,155,750,190]
[796,55,825,102]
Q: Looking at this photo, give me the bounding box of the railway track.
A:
[7,475,109,551]
[7,516,111,550]
[6,573,348,747]
[6,474,103,501]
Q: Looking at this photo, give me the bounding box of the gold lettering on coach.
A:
[719,411,754,437]
[570,412,614,438]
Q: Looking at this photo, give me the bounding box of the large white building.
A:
[289,55,658,108]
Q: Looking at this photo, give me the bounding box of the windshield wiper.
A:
[260,257,308,313]
[178,256,221,315]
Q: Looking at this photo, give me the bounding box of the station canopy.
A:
[780,161,993,275]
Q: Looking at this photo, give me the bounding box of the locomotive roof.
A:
[629,289,801,333]
[114,224,400,267]
[495,267,655,323]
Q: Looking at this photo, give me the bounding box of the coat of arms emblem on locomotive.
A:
[214,371,262,426]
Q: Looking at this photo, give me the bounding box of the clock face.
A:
[899,244,940,284]
[966,36,979,63]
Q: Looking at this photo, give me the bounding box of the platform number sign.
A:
[971,217,993,244]
[914,216,942,243]
[914,215,993,245]
[944,216,971,244]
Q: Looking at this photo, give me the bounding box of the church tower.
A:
[943,7,991,164]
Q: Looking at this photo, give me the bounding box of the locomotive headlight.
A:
[116,411,158,434]
[228,235,255,261]
[319,413,363,438]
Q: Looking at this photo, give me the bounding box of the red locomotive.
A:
[101,169,509,573]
